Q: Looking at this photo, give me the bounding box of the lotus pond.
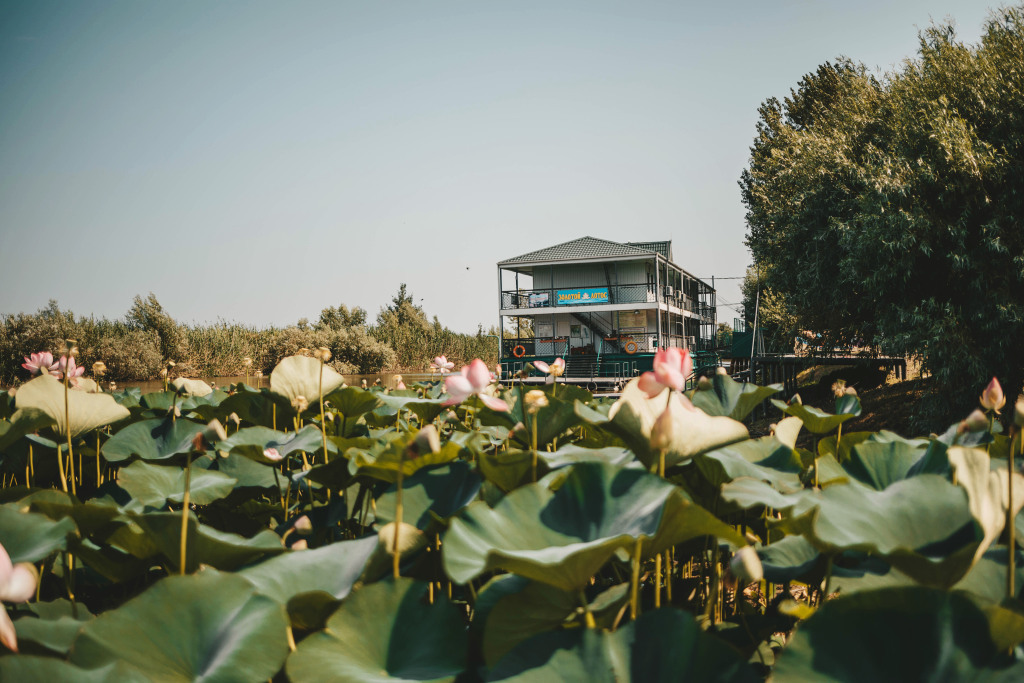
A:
[0,351,1022,681]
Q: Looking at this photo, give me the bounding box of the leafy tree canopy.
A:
[740,7,1024,427]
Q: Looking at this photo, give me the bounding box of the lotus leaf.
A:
[0,656,148,682]
[694,435,804,493]
[216,386,295,428]
[11,598,93,656]
[13,374,129,438]
[218,424,330,464]
[0,503,77,563]
[286,578,467,683]
[238,534,378,629]
[757,535,822,583]
[131,511,285,572]
[772,587,1024,681]
[606,378,748,470]
[444,461,744,591]
[170,377,213,397]
[270,354,346,406]
[375,461,482,529]
[375,392,448,425]
[770,399,855,434]
[117,460,237,509]
[844,440,927,489]
[325,386,384,420]
[487,607,758,682]
[100,417,204,463]
[70,570,290,682]
[690,373,781,421]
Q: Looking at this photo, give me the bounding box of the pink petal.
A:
[638,372,666,398]
[444,375,474,404]
[552,358,566,372]
[0,543,12,584]
[466,359,492,390]
[479,393,510,412]
[263,447,282,462]
[680,348,693,379]
[533,360,550,373]
[0,607,16,653]
[653,363,685,393]
[0,564,37,603]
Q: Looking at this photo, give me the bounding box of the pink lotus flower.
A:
[430,356,455,375]
[21,352,58,376]
[53,355,86,384]
[638,347,693,398]
[533,358,566,377]
[443,359,509,411]
[0,541,40,652]
[263,447,283,462]
[980,377,1005,413]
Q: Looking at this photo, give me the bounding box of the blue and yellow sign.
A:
[556,287,609,305]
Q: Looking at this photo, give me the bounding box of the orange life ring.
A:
[512,344,526,358]
[623,340,638,355]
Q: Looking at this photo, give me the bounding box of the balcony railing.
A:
[500,284,655,310]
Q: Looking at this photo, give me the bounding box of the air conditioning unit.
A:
[663,286,674,297]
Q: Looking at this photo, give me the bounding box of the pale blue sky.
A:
[0,0,997,332]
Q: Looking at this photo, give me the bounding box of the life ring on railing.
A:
[623,340,638,355]
[512,345,526,358]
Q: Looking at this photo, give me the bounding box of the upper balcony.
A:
[500,283,710,318]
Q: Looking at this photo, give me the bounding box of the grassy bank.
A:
[0,290,498,385]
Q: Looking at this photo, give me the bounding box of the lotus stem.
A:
[60,372,72,493]
[665,549,673,601]
[179,454,193,575]
[272,403,277,431]
[531,413,539,482]
[393,465,404,579]
[319,360,328,463]
[28,443,34,487]
[630,537,642,620]
[706,543,720,625]
[579,590,596,629]
[822,554,834,604]
[655,552,662,608]
[96,431,102,486]
[1010,434,1019,599]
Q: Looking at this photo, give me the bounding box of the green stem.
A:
[630,537,642,620]
[579,589,596,629]
[319,361,328,462]
[531,413,539,482]
[60,373,72,493]
[179,454,192,575]
[1010,433,1019,599]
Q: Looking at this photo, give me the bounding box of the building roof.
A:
[498,236,663,266]
[625,241,672,260]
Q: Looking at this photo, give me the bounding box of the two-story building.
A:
[497,236,717,386]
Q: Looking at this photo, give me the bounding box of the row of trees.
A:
[740,6,1024,427]
[0,287,499,384]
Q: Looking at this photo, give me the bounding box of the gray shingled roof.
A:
[498,236,660,266]
[626,241,672,260]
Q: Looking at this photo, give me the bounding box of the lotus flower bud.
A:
[166,360,176,367]
[406,425,441,459]
[92,361,107,377]
[650,406,675,452]
[790,394,802,405]
[108,382,117,391]
[1015,398,1024,428]
[254,370,263,378]
[291,395,309,413]
[291,539,308,550]
[360,379,368,389]
[228,412,241,426]
[729,546,763,583]
[980,377,1006,413]
[831,380,846,398]
[958,409,989,434]
[243,357,253,367]
[202,419,227,444]
[845,386,857,396]
[263,447,283,462]
[159,368,168,379]
[716,366,728,375]
[524,390,549,415]
[697,376,712,391]
[293,515,313,535]
[297,348,310,357]
[316,347,332,362]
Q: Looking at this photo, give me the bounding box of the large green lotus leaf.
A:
[324,386,383,420]
[286,578,467,683]
[131,511,285,573]
[479,446,635,494]
[0,656,148,683]
[170,377,213,397]
[844,440,926,490]
[213,452,281,490]
[238,534,378,629]
[606,379,748,470]
[218,424,330,464]
[834,392,862,416]
[770,399,856,434]
[375,461,482,529]
[488,607,758,682]
[0,503,77,563]
[757,535,822,583]
[444,461,744,592]
[507,393,585,450]
[14,374,129,439]
[690,373,782,421]
[117,460,237,509]
[817,431,873,462]
[70,570,290,683]
[100,417,203,463]
[216,385,295,428]
[772,587,1024,682]
[270,355,346,406]
[694,435,804,493]
[375,393,448,425]
[349,437,463,484]
[11,598,93,656]
[539,445,635,469]
[475,574,580,668]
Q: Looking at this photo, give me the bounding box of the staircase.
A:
[565,354,597,378]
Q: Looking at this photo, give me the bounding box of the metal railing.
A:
[501,337,570,358]
[500,283,655,309]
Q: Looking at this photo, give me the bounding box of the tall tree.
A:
[740,8,1024,427]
